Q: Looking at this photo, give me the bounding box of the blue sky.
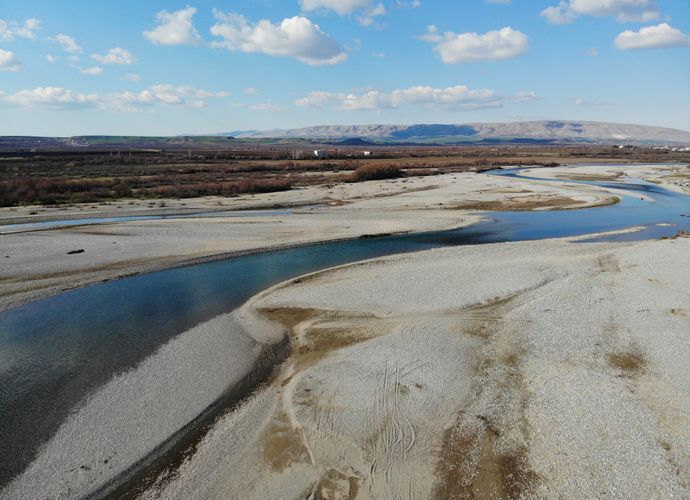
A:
[1,0,689,135]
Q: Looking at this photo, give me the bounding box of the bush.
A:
[346,164,403,182]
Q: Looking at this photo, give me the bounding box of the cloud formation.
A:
[575,98,612,106]
[2,84,228,111]
[144,7,201,46]
[0,49,22,72]
[296,85,537,111]
[541,0,659,25]
[615,23,690,50]
[0,18,41,41]
[300,0,375,15]
[91,47,136,65]
[49,34,82,54]
[211,11,347,66]
[420,26,528,63]
[80,66,103,75]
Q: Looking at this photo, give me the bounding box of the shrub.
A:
[346,164,403,182]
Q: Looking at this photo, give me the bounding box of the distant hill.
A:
[2,121,689,151]
[233,121,690,145]
[334,137,377,146]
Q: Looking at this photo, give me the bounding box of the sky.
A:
[0,0,689,136]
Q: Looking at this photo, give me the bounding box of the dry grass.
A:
[608,351,646,376]
[433,423,540,499]
[2,145,683,206]
[344,164,403,182]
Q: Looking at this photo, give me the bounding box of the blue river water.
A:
[0,166,688,485]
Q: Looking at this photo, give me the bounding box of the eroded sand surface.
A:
[145,234,690,499]
[0,170,612,311]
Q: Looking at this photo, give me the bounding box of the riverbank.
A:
[521,162,690,196]
[0,170,614,311]
[144,233,690,499]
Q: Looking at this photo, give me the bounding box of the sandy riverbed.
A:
[1,164,689,499]
[0,170,614,311]
[141,232,690,499]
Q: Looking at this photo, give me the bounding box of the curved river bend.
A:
[0,165,689,495]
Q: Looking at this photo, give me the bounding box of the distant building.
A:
[363,151,372,156]
[313,150,327,158]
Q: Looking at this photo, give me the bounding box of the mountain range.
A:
[226,121,690,145]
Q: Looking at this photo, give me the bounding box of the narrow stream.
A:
[0,165,688,492]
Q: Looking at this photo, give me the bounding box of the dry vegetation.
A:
[345,164,403,182]
[0,145,686,206]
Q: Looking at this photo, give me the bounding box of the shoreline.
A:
[0,167,625,313]
[0,223,464,314]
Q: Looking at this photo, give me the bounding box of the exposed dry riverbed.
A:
[1,164,689,499]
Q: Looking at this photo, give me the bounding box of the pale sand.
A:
[139,235,690,499]
[0,170,614,311]
[2,164,687,498]
[521,162,690,196]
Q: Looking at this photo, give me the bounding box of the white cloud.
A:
[121,73,141,82]
[615,23,690,50]
[586,47,598,57]
[0,18,41,41]
[575,98,612,106]
[249,102,283,112]
[136,84,228,108]
[5,87,99,109]
[420,26,528,63]
[541,0,659,25]
[243,87,260,95]
[144,6,201,46]
[300,0,387,26]
[49,34,82,54]
[358,3,387,27]
[3,84,229,111]
[540,2,577,24]
[91,47,136,65]
[211,11,347,66]
[46,54,57,63]
[0,49,22,72]
[296,84,537,111]
[513,91,539,102]
[300,0,374,15]
[417,24,441,42]
[80,66,103,75]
